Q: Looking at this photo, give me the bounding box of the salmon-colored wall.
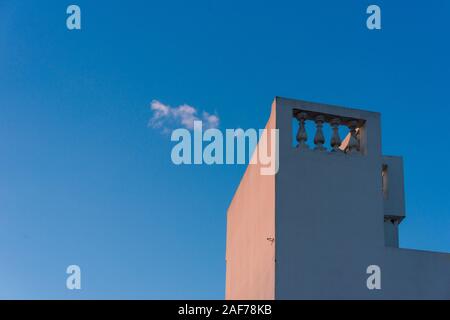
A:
[225,102,276,300]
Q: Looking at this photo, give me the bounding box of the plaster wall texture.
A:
[225,101,276,300]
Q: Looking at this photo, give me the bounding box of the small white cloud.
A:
[202,111,220,129]
[148,100,170,129]
[148,100,220,132]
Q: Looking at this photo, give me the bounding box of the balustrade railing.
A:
[293,109,365,154]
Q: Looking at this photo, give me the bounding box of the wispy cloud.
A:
[148,100,220,133]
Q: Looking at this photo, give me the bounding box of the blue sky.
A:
[0,0,449,299]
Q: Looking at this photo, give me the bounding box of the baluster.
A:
[330,118,342,152]
[313,115,326,151]
[295,112,309,150]
[346,120,360,154]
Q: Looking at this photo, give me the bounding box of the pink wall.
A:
[225,102,276,300]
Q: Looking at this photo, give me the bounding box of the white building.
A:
[226,97,450,299]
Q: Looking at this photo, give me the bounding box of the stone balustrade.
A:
[293,109,365,154]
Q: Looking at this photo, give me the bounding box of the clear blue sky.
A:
[0,0,449,299]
